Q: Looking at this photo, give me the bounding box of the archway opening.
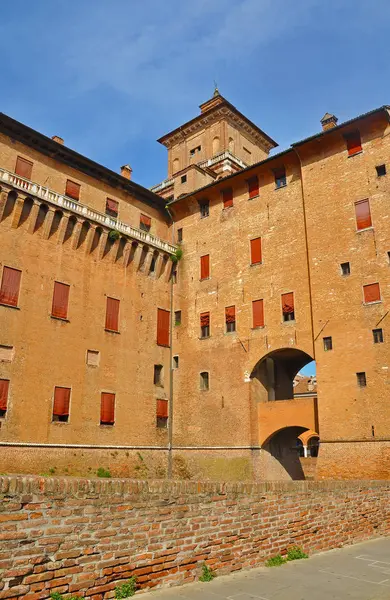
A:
[263,426,309,480]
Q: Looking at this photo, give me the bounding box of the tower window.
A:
[190,145,201,157]
[323,336,333,351]
[200,312,210,338]
[199,200,210,218]
[355,199,372,231]
[52,387,71,422]
[156,399,168,428]
[154,364,163,387]
[200,255,210,280]
[200,372,209,391]
[140,214,151,232]
[173,356,179,369]
[222,188,233,208]
[363,283,381,304]
[340,262,350,276]
[274,167,287,189]
[373,328,384,344]
[105,198,119,218]
[376,164,386,177]
[181,175,187,184]
[65,180,80,201]
[0,379,10,417]
[15,156,33,179]
[174,310,182,326]
[282,292,295,322]
[345,131,362,156]
[225,306,236,333]
[356,372,366,387]
[177,228,183,242]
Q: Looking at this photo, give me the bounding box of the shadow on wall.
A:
[263,426,309,480]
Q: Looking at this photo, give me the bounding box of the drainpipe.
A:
[165,205,175,478]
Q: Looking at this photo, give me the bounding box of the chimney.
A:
[52,135,64,145]
[120,164,132,180]
[320,113,338,131]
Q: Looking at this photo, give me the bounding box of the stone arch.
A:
[1,190,18,221]
[262,426,309,480]
[212,136,220,155]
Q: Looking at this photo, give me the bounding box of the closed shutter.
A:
[252,300,264,328]
[101,392,115,424]
[0,379,9,411]
[363,283,380,303]
[0,267,21,307]
[282,292,294,314]
[355,199,372,230]
[222,188,233,208]
[65,180,80,200]
[106,198,119,217]
[156,399,168,418]
[15,156,33,179]
[225,306,235,323]
[140,214,151,229]
[53,387,71,417]
[200,255,210,279]
[52,282,70,319]
[346,131,362,156]
[247,176,259,199]
[250,238,262,264]
[157,308,170,347]
[200,312,210,326]
[105,297,120,331]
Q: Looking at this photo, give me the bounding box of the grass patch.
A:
[265,554,286,567]
[265,546,308,568]
[199,563,216,582]
[286,546,308,561]
[114,576,137,598]
[96,467,111,478]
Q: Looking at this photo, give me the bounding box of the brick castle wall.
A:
[0,476,389,599]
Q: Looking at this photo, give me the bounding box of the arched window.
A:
[212,136,220,155]
[228,137,235,153]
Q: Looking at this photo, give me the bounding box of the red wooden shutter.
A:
[247,176,259,199]
[157,308,170,347]
[156,399,168,418]
[200,255,210,279]
[53,387,70,417]
[200,312,210,327]
[105,297,120,331]
[355,199,372,230]
[282,292,294,313]
[250,238,262,264]
[252,300,264,328]
[0,267,21,307]
[225,306,235,323]
[140,214,151,228]
[222,188,233,208]
[15,156,33,179]
[106,198,119,217]
[363,283,380,303]
[52,282,70,319]
[101,392,115,424]
[346,131,362,156]
[0,379,9,411]
[65,180,80,200]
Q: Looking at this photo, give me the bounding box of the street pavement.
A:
[140,537,390,599]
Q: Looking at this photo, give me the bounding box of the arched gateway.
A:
[250,348,319,480]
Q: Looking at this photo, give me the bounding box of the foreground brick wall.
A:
[0,477,389,599]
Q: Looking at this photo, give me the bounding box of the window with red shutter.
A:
[225,306,236,333]
[247,176,259,199]
[105,297,120,332]
[65,180,80,201]
[252,300,264,328]
[200,312,210,338]
[52,387,70,422]
[345,131,362,156]
[355,199,372,231]
[250,238,262,265]
[282,292,295,321]
[222,188,233,208]
[157,308,170,347]
[15,156,33,179]
[140,214,151,232]
[274,167,287,188]
[156,399,168,428]
[0,267,21,307]
[0,379,9,416]
[51,282,70,320]
[363,283,381,304]
[105,198,119,218]
[200,255,210,280]
[100,392,115,425]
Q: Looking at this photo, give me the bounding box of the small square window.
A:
[363,283,381,304]
[340,262,350,276]
[181,175,187,184]
[86,350,100,367]
[154,364,163,387]
[177,228,183,242]
[199,200,209,218]
[356,372,367,387]
[0,345,14,362]
[376,164,386,177]
[373,328,384,344]
[157,417,168,429]
[323,336,333,351]
[173,355,179,369]
[174,310,181,326]
[200,372,209,391]
[274,167,286,189]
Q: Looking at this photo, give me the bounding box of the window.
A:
[373,328,384,344]
[156,399,168,428]
[250,238,262,265]
[200,312,210,338]
[222,187,233,208]
[51,282,70,320]
[154,364,163,387]
[356,372,366,387]
[340,262,350,276]
[86,350,100,367]
[274,167,286,189]
[52,387,70,422]
[174,310,181,326]
[282,292,295,321]
[355,199,372,231]
[0,345,13,362]
[190,145,201,157]
[199,200,209,218]
[140,214,151,232]
[252,299,264,328]
[0,379,9,417]
[363,283,380,304]
[105,297,120,332]
[345,131,362,156]
[15,156,33,179]
[65,180,80,201]
[173,356,179,369]
[177,228,183,243]
[200,372,209,391]
[225,306,236,333]
[323,336,333,351]
[100,392,115,425]
[157,308,170,347]
[181,175,187,184]
[376,164,386,177]
[247,176,259,199]
[200,255,210,280]
[105,198,119,218]
[0,267,21,307]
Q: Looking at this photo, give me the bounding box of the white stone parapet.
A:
[150,177,174,193]
[0,168,177,255]
[198,150,247,170]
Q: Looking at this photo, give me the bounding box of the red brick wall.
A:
[0,476,389,599]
